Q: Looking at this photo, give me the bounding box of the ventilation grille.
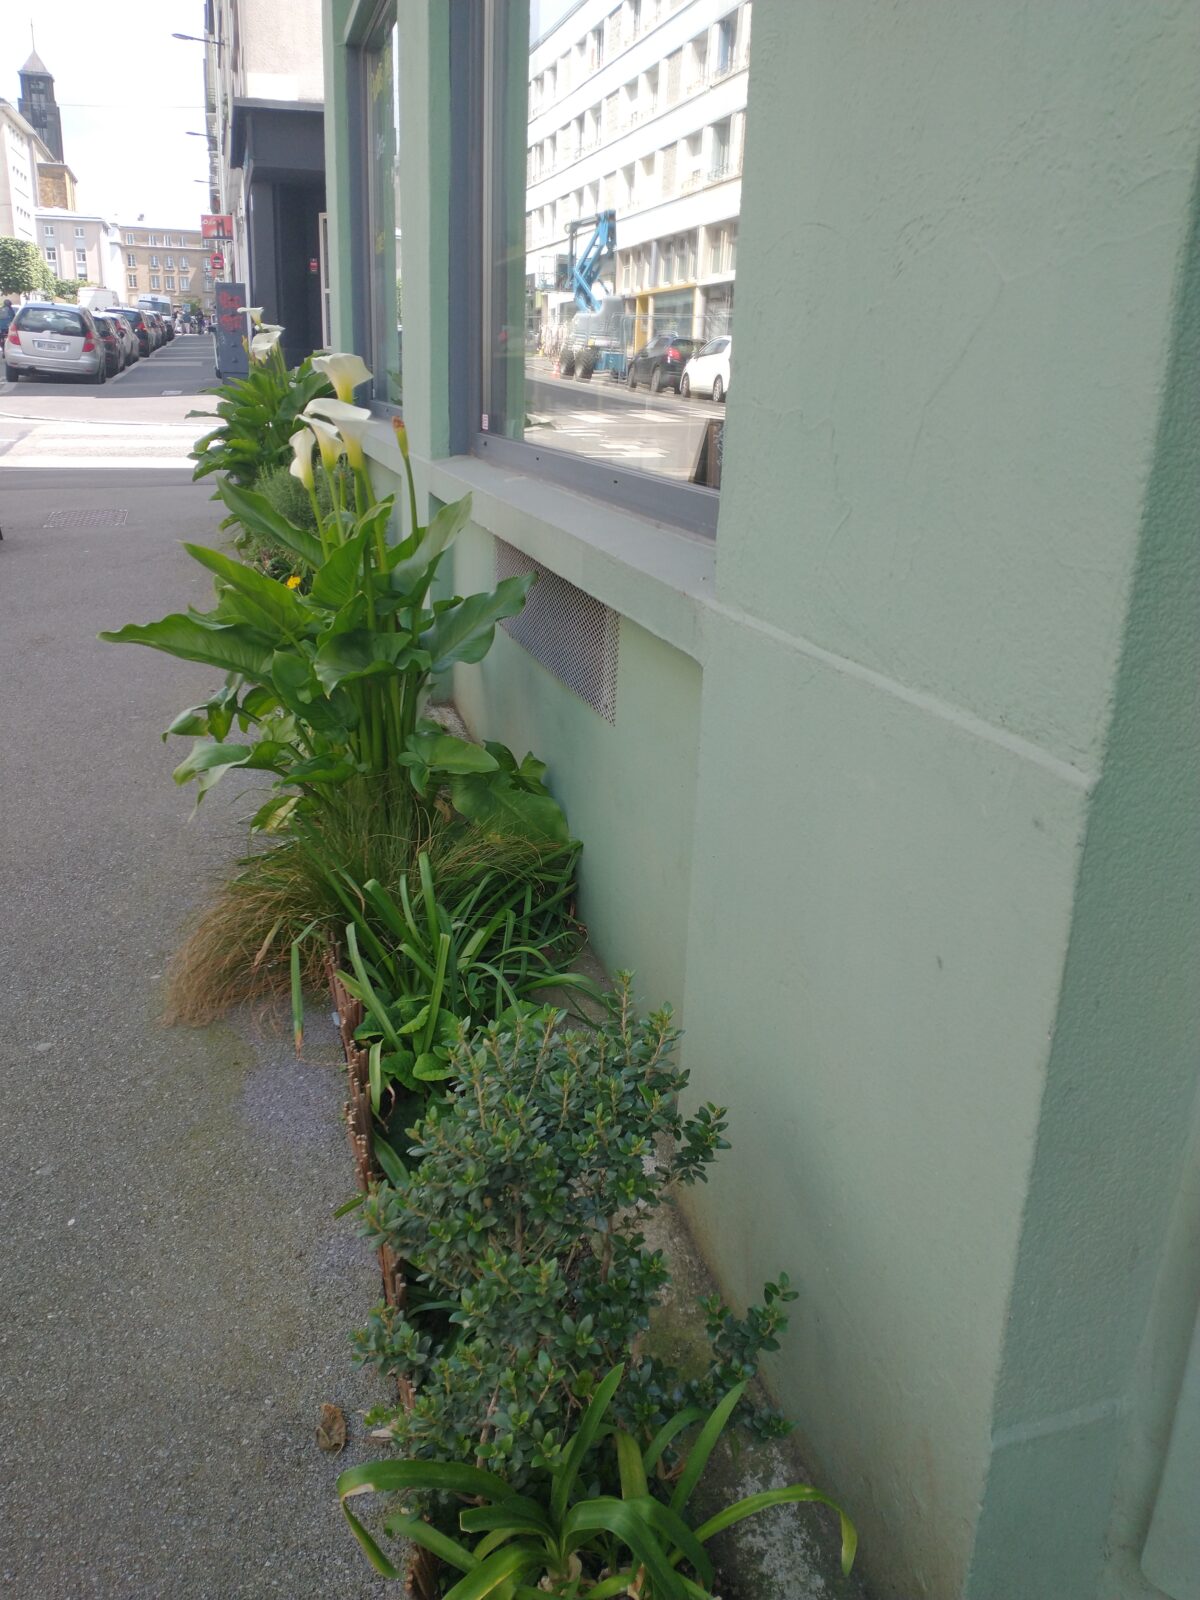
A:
[495,540,619,724]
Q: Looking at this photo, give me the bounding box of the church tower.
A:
[18,45,64,163]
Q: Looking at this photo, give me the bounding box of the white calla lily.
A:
[304,414,344,470]
[250,328,282,360]
[304,397,373,470]
[312,351,372,403]
[240,305,265,327]
[288,428,316,491]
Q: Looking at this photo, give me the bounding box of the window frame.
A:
[345,0,396,410]
[464,0,720,539]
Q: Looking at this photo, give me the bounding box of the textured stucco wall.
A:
[243,0,325,102]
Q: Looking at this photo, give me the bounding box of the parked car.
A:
[101,309,138,366]
[4,302,106,384]
[680,335,732,402]
[91,312,126,376]
[625,333,700,394]
[110,306,152,358]
[145,312,164,351]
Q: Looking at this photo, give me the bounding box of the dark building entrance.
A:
[230,100,325,368]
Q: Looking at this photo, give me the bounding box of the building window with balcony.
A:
[149,275,160,290]
[165,276,175,291]
[124,232,135,244]
[149,234,160,246]
[165,256,174,269]
[150,255,159,269]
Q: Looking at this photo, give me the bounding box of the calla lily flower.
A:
[305,397,373,470]
[250,328,282,359]
[312,351,372,403]
[288,428,316,491]
[304,414,344,470]
[241,305,265,327]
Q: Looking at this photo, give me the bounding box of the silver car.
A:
[4,302,106,384]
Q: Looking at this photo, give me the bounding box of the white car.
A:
[679,336,731,402]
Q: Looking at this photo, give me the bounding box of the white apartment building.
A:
[36,210,124,294]
[526,0,750,347]
[0,100,52,242]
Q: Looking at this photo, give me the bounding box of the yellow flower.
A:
[285,574,302,589]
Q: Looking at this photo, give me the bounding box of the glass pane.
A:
[492,0,751,500]
[367,21,403,405]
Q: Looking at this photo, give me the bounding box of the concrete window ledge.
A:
[361,421,715,664]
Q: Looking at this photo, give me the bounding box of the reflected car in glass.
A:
[625,334,700,395]
[4,303,106,384]
[680,336,732,403]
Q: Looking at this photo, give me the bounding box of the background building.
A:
[119,224,216,313]
[36,208,123,295]
[17,48,63,164]
[526,0,748,349]
[204,0,326,364]
[0,99,52,242]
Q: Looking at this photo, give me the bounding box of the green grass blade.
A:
[615,1429,648,1501]
[550,1363,624,1527]
[378,1513,477,1573]
[669,1382,747,1516]
[442,1544,545,1600]
[693,1486,857,1576]
[642,1407,704,1475]
[341,1502,406,1579]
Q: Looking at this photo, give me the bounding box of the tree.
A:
[0,237,45,297]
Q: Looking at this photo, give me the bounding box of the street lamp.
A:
[172,32,223,48]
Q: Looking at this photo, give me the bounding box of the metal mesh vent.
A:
[42,508,128,529]
[495,540,619,724]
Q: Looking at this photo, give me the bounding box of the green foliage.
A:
[354,983,795,1494]
[240,461,349,581]
[100,485,556,850]
[188,356,334,487]
[0,237,45,296]
[338,1365,856,1594]
[48,276,81,302]
[316,837,591,1112]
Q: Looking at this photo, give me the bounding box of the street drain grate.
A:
[43,508,129,530]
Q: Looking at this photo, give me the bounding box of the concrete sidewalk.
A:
[0,469,390,1597]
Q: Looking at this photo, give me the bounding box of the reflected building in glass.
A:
[525,0,750,356]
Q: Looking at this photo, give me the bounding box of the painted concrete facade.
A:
[0,100,51,242]
[319,3,1200,1596]
[36,210,123,295]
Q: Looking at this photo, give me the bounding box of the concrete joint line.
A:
[704,598,1098,793]
[991,1396,1124,1451]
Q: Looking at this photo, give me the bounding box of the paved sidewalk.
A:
[0,467,391,1597]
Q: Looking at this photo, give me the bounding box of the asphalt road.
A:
[525,362,724,481]
[0,338,391,1597]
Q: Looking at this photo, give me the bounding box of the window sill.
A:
[361,419,712,663]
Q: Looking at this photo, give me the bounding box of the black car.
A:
[625,334,700,394]
[91,312,125,376]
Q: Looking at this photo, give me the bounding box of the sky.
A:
[4,0,211,228]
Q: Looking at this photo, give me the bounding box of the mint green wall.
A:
[324,2,1200,1595]
[680,4,1200,1596]
[451,525,702,1015]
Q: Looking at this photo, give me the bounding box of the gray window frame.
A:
[454,0,720,539]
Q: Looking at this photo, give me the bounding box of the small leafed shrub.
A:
[355,981,795,1492]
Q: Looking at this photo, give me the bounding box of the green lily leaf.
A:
[450,770,570,844]
[184,542,310,638]
[100,614,274,679]
[214,478,324,568]
[171,738,292,789]
[421,575,532,673]
[386,494,472,597]
[401,730,500,777]
[313,629,424,691]
[309,526,374,610]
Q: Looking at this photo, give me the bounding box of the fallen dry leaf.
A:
[316,1402,347,1453]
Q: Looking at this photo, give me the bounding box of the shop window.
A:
[361,11,403,406]
[483,0,752,531]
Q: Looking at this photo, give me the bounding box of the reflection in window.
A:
[367,20,403,406]
[493,0,752,499]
